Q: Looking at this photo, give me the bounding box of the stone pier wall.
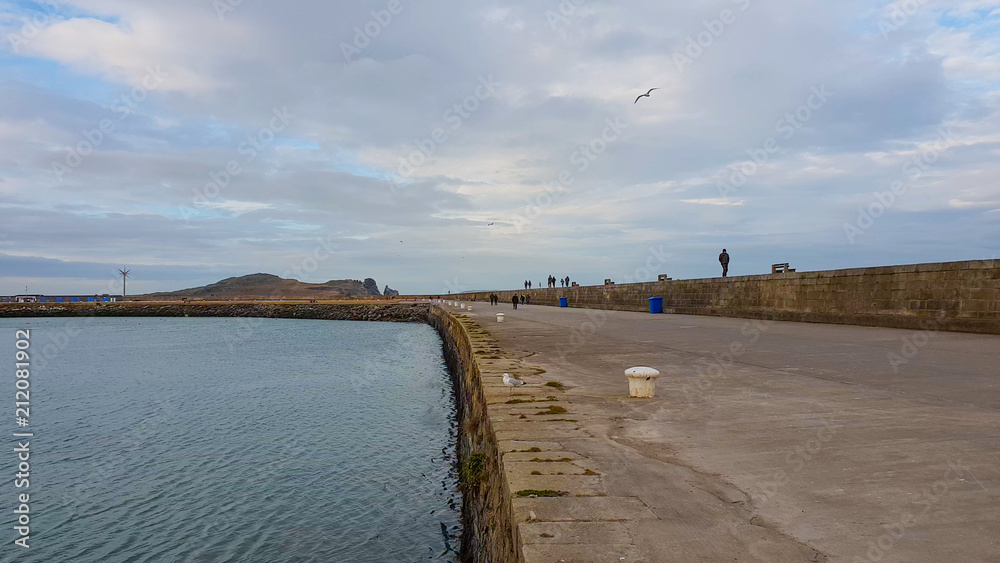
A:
[430,307,522,563]
[457,260,1000,334]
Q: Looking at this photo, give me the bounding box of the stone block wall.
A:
[457,260,1000,334]
[429,307,522,563]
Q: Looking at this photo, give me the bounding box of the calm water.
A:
[0,317,461,562]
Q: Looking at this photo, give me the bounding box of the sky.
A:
[0,0,998,295]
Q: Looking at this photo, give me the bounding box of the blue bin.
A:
[559,297,568,308]
[648,297,663,314]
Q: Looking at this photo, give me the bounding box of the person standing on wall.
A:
[719,249,730,278]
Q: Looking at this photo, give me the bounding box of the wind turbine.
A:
[119,267,131,299]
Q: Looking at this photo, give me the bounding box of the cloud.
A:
[681,198,746,206]
[0,0,998,294]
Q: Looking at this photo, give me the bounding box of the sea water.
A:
[0,317,461,562]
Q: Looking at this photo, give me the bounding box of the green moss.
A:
[544,381,565,389]
[516,489,565,497]
[530,470,542,475]
[530,457,573,463]
[535,405,568,416]
[460,453,486,487]
[506,397,560,404]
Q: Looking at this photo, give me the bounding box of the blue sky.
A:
[1,0,998,295]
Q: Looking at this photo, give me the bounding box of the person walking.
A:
[512,294,518,309]
[719,249,730,278]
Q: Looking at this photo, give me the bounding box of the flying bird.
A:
[503,373,525,387]
[488,222,494,226]
[634,88,659,104]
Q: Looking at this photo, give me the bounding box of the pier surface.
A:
[449,302,999,562]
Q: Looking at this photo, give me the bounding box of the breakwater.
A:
[0,302,429,322]
[460,259,1000,334]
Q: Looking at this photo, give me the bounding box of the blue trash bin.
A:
[559,297,568,308]
[648,297,663,314]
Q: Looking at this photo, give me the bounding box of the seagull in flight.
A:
[634,88,659,104]
[503,373,526,387]
[488,222,494,226]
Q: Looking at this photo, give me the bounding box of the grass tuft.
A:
[516,489,565,497]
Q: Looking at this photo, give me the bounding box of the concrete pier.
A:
[445,302,1000,562]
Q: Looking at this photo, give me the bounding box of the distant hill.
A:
[143,274,390,299]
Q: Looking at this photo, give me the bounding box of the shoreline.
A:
[0,302,429,322]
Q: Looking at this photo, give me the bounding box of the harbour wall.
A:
[430,307,522,563]
[459,259,1000,334]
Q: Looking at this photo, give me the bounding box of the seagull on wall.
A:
[634,88,659,104]
[503,373,525,387]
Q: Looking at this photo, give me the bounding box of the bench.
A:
[771,263,797,274]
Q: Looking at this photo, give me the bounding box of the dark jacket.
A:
[719,252,730,265]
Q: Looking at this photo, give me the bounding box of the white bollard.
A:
[467,306,473,312]
[461,303,466,309]
[496,313,505,323]
[625,367,661,398]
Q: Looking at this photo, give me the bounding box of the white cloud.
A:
[0,0,998,293]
